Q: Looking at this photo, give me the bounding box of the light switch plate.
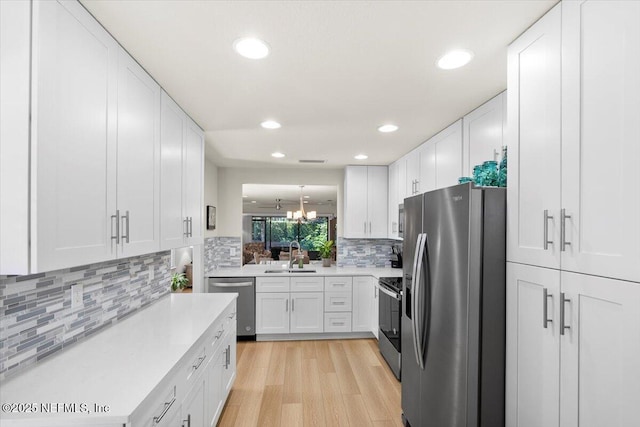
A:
[230,248,236,256]
[149,268,154,281]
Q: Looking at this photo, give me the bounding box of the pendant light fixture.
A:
[287,186,317,222]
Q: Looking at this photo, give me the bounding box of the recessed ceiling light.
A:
[243,195,248,198]
[354,154,368,160]
[377,124,398,133]
[233,37,270,59]
[261,120,281,129]
[437,49,474,70]
[271,152,285,158]
[251,200,257,204]
[303,195,310,199]
[303,201,308,204]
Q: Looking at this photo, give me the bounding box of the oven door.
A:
[378,283,401,353]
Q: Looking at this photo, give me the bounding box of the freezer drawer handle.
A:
[560,293,571,335]
[543,210,553,250]
[543,288,553,328]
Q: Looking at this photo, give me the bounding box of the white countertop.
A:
[0,293,237,426]
[207,264,403,279]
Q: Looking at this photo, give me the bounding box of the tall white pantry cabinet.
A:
[506,2,640,427]
[0,0,204,275]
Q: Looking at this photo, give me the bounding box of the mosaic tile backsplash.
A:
[0,251,171,380]
[204,236,242,273]
[336,238,401,268]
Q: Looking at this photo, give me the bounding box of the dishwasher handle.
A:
[210,281,254,288]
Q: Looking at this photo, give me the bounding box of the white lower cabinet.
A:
[352,276,375,332]
[256,292,290,334]
[290,292,324,333]
[507,262,640,427]
[182,377,206,427]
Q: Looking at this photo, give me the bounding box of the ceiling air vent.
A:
[298,159,327,164]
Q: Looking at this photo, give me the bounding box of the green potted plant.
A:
[319,240,334,267]
[171,272,189,292]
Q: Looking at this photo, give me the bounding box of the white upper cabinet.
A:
[116,49,161,258]
[388,161,400,239]
[184,118,204,246]
[506,5,562,270]
[406,150,421,196]
[32,0,119,272]
[418,141,436,194]
[160,92,204,250]
[463,91,506,175]
[560,0,640,283]
[432,119,463,190]
[344,166,388,239]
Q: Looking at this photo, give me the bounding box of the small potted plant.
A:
[171,272,189,292]
[319,240,334,267]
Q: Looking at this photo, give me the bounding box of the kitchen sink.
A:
[264,269,317,274]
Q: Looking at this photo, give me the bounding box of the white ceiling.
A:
[81,0,557,168]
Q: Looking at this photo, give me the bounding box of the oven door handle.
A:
[377,284,401,300]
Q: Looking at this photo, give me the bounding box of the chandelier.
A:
[287,185,317,222]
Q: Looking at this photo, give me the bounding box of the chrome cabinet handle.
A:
[364,222,367,234]
[493,148,500,161]
[333,322,345,326]
[369,222,372,234]
[333,301,345,305]
[543,210,554,250]
[192,355,206,370]
[560,209,572,251]
[182,414,191,427]
[120,210,130,244]
[415,180,419,193]
[111,210,120,244]
[224,344,230,369]
[153,396,176,424]
[189,217,193,237]
[560,292,571,335]
[292,298,295,312]
[183,217,189,237]
[285,299,288,312]
[543,288,553,328]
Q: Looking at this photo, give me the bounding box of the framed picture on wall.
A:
[207,205,216,230]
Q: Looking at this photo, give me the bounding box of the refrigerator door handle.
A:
[411,233,424,369]
[419,232,430,368]
[413,233,427,370]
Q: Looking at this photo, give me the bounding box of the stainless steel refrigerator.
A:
[401,183,506,427]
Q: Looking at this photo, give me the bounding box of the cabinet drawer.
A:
[290,276,324,292]
[324,276,353,292]
[325,291,352,312]
[256,276,290,292]
[324,313,352,333]
[185,345,208,386]
[132,384,180,427]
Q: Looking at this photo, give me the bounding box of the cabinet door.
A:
[352,277,374,332]
[160,91,186,250]
[560,0,640,283]
[419,142,436,193]
[406,150,420,195]
[290,292,324,333]
[182,377,206,427]
[344,166,368,238]
[184,118,204,246]
[560,271,640,427]
[222,333,237,395]
[206,351,225,427]
[33,0,118,272]
[371,282,379,339]
[506,4,562,269]
[433,120,463,189]
[367,166,388,238]
[397,156,407,203]
[116,49,161,258]
[388,161,399,238]
[256,292,289,334]
[505,262,560,427]
[463,91,505,175]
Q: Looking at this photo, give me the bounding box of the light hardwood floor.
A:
[218,339,403,427]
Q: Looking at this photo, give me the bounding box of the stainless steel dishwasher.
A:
[208,277,255,340]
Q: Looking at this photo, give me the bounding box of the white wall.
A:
[217,167,344,238]
[203,158,218,238]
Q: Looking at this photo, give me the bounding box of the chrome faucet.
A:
[289,240,301,268]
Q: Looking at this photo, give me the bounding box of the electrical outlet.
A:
[230,247,236,256]
[71,284,83,308]
[149,269,154,281]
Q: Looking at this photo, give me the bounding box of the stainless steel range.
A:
[378,276,402,380]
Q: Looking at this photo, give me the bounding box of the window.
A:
[251,216,329,251]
